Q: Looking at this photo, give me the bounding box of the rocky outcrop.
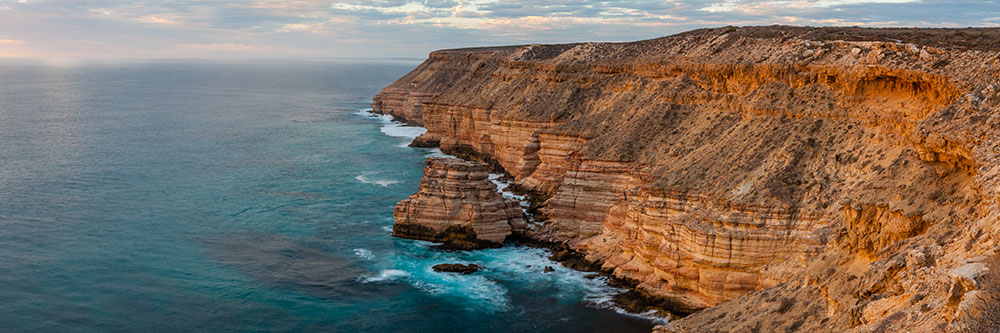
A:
[393,157,526,249]
[432,263,482,274]
[376,26,1000,331]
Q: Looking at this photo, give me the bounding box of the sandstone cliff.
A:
[375,26,1000,331]
[393,157,526,249]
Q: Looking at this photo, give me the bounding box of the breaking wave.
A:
[356,174,399,187]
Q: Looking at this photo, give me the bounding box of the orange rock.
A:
[392,158,526,249]
[375,26,1000,331]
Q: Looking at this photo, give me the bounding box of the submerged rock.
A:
[432,263,482,274]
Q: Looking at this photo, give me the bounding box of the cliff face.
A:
[375,26,1000,331]
[393,157,526,249]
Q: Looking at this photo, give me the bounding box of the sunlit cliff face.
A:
[373,27,1000,331]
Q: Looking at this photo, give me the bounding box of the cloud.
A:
[0,39,25,44]
[326,0,977,35]
[0,0,997,58]
[278,23,315,32]
[176,43,265,51]
[136,15,181,24]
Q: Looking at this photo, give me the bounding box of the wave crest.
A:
[360,269,410,283]
[353,248,375,261]
[356,174,399,187]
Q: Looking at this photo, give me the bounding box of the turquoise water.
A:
[0,60,658,332]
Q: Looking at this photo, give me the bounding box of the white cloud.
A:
[136,15,180,25]
[278,23,314,32]
[814,0,918,7]
[701,0,920,13]
[0,0,996,58]
[702,1,738,13]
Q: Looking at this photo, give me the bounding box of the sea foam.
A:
[471,246,669,324]
[424,148,450,158]
[353,248,376,261]
[380,124,426,140]
[357,109,426,140]
[356,174,399,187]
[360,269,410,283]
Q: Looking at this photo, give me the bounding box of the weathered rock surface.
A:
[432,263,482,274]
[376,26,1000,331]
[393,157,526,249]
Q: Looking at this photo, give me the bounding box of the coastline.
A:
[358,108,678,323]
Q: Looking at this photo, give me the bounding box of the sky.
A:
[0,0,998,59]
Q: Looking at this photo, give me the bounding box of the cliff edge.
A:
[375,26,1000,331]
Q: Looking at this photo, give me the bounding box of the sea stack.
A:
[393,157,526,249]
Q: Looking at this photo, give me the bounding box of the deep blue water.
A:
[0,60,658,332]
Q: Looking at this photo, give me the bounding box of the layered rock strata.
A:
[393,157,526,249]
[377,26,1000,331]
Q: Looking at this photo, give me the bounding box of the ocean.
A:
[0,60,659,332]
